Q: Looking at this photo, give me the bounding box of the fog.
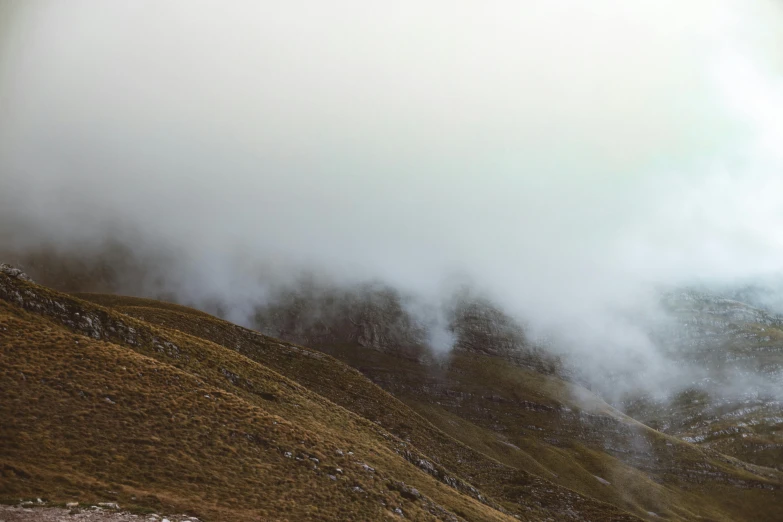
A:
[2,0,783,398]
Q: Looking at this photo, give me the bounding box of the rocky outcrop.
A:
[449,296,560,374]
[0,263,33,282]
[253,282,428,359]
[252,280,561,372]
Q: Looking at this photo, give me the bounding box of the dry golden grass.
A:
[1,280,520,521]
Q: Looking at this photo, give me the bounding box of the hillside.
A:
[2,266,634,521]
[2,266,782,520]
[78,286,783,519]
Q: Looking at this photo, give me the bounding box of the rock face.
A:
[0,263,33,282]
[449,295,560,374]
[252,280,560,371]
[253,281,428,358]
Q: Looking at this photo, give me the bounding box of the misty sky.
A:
[2,1,783,378]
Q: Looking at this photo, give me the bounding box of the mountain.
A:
[251,279,783,475]
[2,265,781,521]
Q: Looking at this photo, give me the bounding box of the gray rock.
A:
[0,264,32,282]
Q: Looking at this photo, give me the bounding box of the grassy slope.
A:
[76,295,639,521]
[77,293,783,521]
[1,277,524,522]
[349,349,783,522]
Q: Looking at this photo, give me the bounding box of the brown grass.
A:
[1,281,518,521]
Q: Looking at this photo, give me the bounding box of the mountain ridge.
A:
[1,266,782,520]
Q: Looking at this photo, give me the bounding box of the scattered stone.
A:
[395,483,421,501]
[1,505,170,521]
